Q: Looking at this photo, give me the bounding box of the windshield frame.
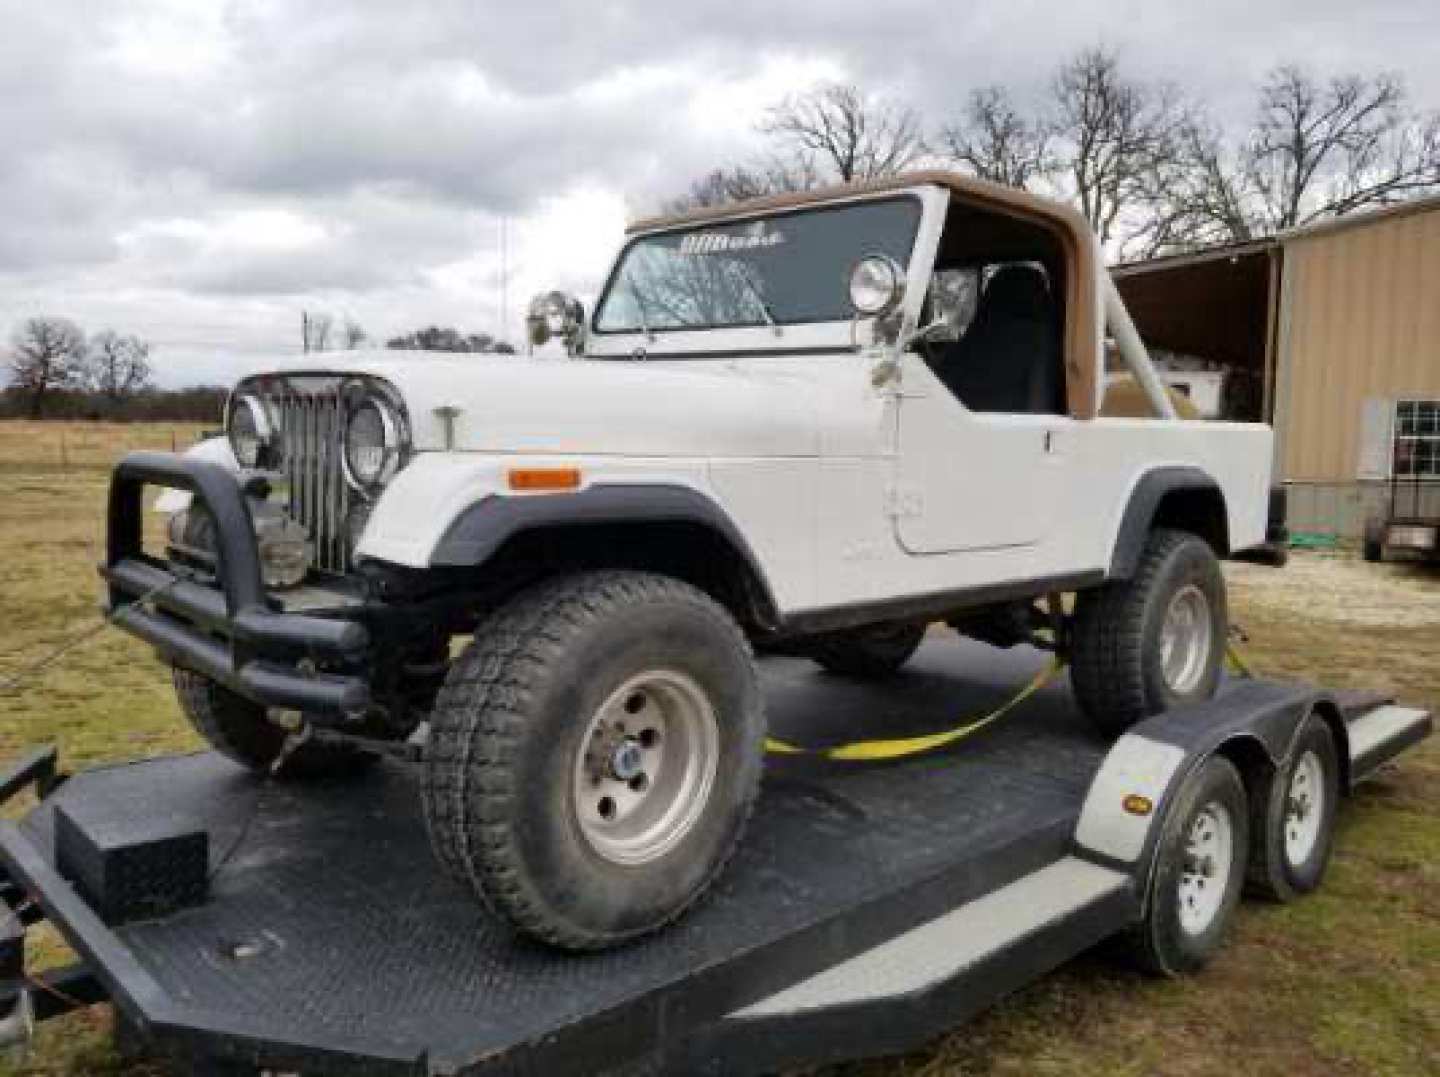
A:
[588,191,927,350]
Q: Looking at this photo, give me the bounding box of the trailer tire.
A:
[1071,529,1226,737]
[424,571,765,950]
[1247,713,1340,902]
[172,668,375,779]
[1128,754,1249,977]
[1362,517,1385,563]
[810,622,927,678]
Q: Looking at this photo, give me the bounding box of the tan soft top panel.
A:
[627,171,1101,419]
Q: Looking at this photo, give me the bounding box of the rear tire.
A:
[1247,713,1340,902]
[809,621,927,678]
[423,571,764,950]
[1071,529,1226,737]
[172,668,374,779]
[1127,755,1249,977]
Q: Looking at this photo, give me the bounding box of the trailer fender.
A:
[1072,680,1332,910]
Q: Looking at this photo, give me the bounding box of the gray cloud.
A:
[2,0,1438,385]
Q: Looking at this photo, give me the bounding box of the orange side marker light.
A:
[508,467,582,492]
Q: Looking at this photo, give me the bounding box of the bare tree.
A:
[385,326,508,352]
[85,330,154,403]
[761,83,925,183]
[1050,47,1188,249]
[6,318,86,418]
[1130,65,1440,256]
[937,86,1055,189]
[666,159,822,213]
[341,319,368,350]
[1112,117,1255,258]
[1242,66,1440,231]
[667,84,921,212]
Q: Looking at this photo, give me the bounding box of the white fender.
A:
[152,437,239,514]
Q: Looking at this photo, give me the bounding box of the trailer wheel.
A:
[1071,529,1226,737]
[423,571,765,950]
[809,621,927,678]
[1247,713,1340,902]
[172,669,374,778]
[1128,754,1249,977]
[1362,517,1385,563]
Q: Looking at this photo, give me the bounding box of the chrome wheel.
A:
[572,670,720,866]
[1283,750,1325,866]
[1177,801,1234,936]
[1159,584,1213,695]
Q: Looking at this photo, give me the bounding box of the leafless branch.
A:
[760,83,925,183]
[1243,66,1440,230]
[936,85,1055,189]
[1050,47,1187,247]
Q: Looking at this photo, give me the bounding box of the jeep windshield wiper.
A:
[625,268,655,346]
[738,271,780,333]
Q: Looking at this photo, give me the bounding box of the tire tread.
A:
[423,570,760,950]
[1071,528,1222,737]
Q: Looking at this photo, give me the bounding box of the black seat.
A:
[933,265,1063,414]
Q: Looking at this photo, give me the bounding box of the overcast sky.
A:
[3,0,1438,386]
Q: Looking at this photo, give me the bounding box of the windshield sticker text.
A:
[678,229,785,256]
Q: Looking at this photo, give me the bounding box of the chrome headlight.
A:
[227,393,273,468]
[848,254,906,317]
[343,396,402,491]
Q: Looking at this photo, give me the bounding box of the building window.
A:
[1394,399,1440,479]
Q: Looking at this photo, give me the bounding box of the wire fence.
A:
[0,421,210,473]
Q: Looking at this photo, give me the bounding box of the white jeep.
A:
[104,171,1283,950]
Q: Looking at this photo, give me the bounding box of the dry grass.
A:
[0,422,203,476]
[0,420,1434,1076]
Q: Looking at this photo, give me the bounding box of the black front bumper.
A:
[103,452,370,716]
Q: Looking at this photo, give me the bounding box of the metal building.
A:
[1114,195,1440,539]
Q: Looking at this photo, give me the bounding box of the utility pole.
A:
[500,217,509,348]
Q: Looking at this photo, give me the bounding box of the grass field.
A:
[0,421,1435,1076]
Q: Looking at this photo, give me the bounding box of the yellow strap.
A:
[765,655,1066,762]
[1225,641,1254,679]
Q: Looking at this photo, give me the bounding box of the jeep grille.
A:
[256,376,351,574]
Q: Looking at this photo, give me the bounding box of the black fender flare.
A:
[1108,465,1224,580]
[429,483,780,620]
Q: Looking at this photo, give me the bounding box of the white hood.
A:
[252,349,866,458]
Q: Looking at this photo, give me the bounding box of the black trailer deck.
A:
[0,641,1430,1076]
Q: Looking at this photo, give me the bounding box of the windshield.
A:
[594,197,921,334]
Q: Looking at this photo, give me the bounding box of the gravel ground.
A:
[1227,549,1440,628]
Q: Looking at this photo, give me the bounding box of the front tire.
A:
[1070,529,1226,737]
[423,571,764,950]
[809,621,927,678]
[172,669,374,778]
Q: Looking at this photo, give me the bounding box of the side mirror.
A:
[526,291,586,356]
[872,319,951,389]
[905,319,953,349]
